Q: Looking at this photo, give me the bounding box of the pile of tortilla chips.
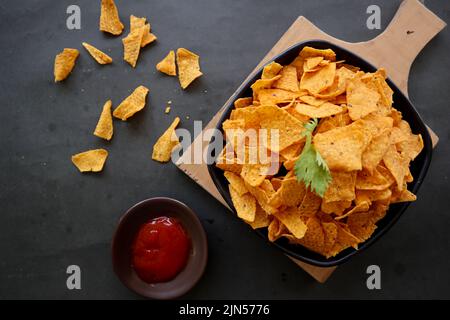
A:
[216,46,424,258]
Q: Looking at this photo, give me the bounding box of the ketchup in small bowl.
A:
[112,197,208,299]
[132,216,190,283]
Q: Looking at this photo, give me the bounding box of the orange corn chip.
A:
[262,61,283,79]
[176,48,203,89]
[156,50,176,76]
[94,100,113,140]
[300,62,336,94]
[152,117,181,163]
[323,171,357,202]
[273,66,299,92]
[347,77,380,120]
[122,24,145,67]
[224,171,248,196]
[234,97,253,108]
[82,42,112,65]
[71,149,108,172]
[229,184,256,222]
[113,85,149,121]
[247,204,271,229]
[294,102,343,118]
[274,207,307,239]
[99,0,124,35]
[54,48,79,82]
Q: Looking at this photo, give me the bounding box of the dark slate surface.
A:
[0,0,449,299]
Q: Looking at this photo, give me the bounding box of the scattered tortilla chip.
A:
[122,22,145,67]
[94,100,113,140]
[113,85,149,120]
[176,48,203,89]
[82,42,112,65]
[140,24,157,47]
[165,106,171,114]
[229,184,256,222]
[295,102,343,118]
[156,50,176,76]
[99,0,124,35]
[54,48,79,82]
[152,117,181,162]
[71,149,108,172]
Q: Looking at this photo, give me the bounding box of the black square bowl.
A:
[207,40,432,267]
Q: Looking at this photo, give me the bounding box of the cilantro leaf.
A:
[294,118,332,197]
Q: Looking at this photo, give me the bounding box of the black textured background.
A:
[0,0,449,299]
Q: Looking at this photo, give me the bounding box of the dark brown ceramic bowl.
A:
[111,197,208,299]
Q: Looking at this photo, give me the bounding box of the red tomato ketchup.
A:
[132,216,190,283]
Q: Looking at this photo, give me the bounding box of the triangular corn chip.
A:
[156,50,176,76]
[72,149,108,172]
[99,0,124,35]
[176,48,203,89]
[54,48,79,82]
[152,117,181,162]
[113,85,149,121]
[94,100,113,140]
[82,42,112,65]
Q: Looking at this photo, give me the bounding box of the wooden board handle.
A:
[350,0,446,93]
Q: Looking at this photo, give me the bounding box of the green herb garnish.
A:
[294,118,331,197]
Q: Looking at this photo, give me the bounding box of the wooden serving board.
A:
[176,0,445,283]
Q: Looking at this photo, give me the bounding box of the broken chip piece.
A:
[113,85,149,121]
[156,50,176,76]
[54,48,79,82]
[99,0,124,35]
[152,117,181,162]
[176,48,203,89]
[71,149,108,172]
[82,42,112,65]
[94,100,113,140]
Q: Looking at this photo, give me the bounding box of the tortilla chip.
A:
[335,202,370,220]
[176,48,203,89]
[273,207,307,239]
[224,171,248,196]
[54,48,79,82]
[245,180,278,215]
[397,133,423,161]
[298,190,322,217]
[300,62,336,94]
[140,24,157,47]
[321,221,338,256]
[262,61,283,79]
[299,95,328,106]
[82,42,112,65]
[152,117,181,163]
[321,200,352,215]
[268,218,286,242]
[247,204,270,229]
[382,144,408,190]
[257,89,300,105]
[313,123,366,171]
[270,177,306,208]
[347,77,380,120]
[94,100,113,140]
[99,0,124,35]
[240,163,269,187]
[356,168,391,190]
[292,216,325,253]
[295,102,343,118]
[229,184,256,222]
[362,129,391,173]
[273,66,299,92]
[347,211,376,242]
[356,188,392,203]
[304,56,324,72]
[328,223,360,256]
[156,50,176,76]
[71,149,108,172]
[323,171,357,202]
[390,188,417,203]
[233,97,253,109]
[113,85,149,120]
[256,105,305,152]
[122,23,145,67]
[215,147,242,174]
